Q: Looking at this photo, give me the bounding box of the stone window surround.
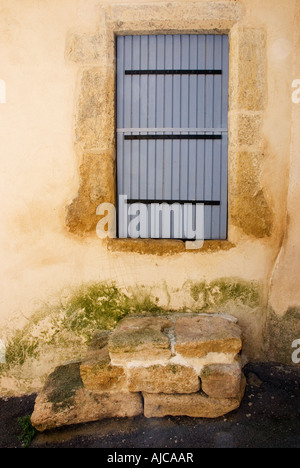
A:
[65,1,273,255]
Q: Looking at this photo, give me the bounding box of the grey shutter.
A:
[116,34,229,240]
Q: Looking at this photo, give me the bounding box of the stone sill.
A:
[106,238,235,256]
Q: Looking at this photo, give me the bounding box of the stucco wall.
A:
[0,0,299,395]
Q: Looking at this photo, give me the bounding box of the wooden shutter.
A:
[116,34,229,240]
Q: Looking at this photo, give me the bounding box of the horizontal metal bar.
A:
[126,199,221,206]
[117,128,228,133]
[124,134,222,141]
[125,69,222,75]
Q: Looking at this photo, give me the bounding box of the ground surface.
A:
[0,362,299,449]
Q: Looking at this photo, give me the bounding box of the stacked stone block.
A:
[31,314,246,431]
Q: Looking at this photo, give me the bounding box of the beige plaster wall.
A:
[0,0,299,394]
[268,0,300,315]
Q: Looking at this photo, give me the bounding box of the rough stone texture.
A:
[228,28,273,239]
[87,330,112,351]
[143,375,246,419]
[107,1,243,33]
[80,346,127,393]
[75,67,115,151]
[175,315,243,358]
[107,238,235,256]
[230,112,263,148]
[31,315,246,429]
[66,64,115,236]
[31,361,142,432]
[230,150,273,238]
[200,363,242,398]
[66,150,115,235]
[127,364,200,394]
[237,29,266,112]
[109,316,173,362]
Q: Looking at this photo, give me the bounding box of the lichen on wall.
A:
[188,278,262,311]
[229,27,273,239]
[0,282,166,395]
[230,150,273,238]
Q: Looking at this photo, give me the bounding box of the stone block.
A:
[237,29,266,111]
[230,112,263,147]
[200,363,242,398]
[88,330,112,351]
[65,150,115,235]
[143,375,246,419]
[66,33,103,64]
[175,316,242,358]
[127,364,200,394]
[109,317,173,363]
[80,345,127,393]
[31,361,142,432]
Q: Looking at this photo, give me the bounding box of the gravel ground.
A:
[0,362,299,449]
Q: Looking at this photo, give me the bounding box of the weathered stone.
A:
[143,375,246,419]
[87,330,112,351]
[66,150,115,236]
[66,33,103,64]
[230,150,273,238]
[127,364,200,394]
[80,345,127,393]
[237,29,266,112]
[75,67,115,150]
[109,317,172,363]
[200,363,242,398]
[175,316,242,358]
[31,361,142,432]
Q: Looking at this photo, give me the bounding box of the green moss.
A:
[188,278,261,311]
[63,282,129,339]
[44,362,83,412]
[190,282,206,302]
[200,367,212,379]
[1,282,164,374]
[5,329,40,369]
[18,415,37,448]
[110,327,168,352]
[208,278,261,308]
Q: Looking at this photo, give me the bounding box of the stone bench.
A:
[31,314,246,431]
